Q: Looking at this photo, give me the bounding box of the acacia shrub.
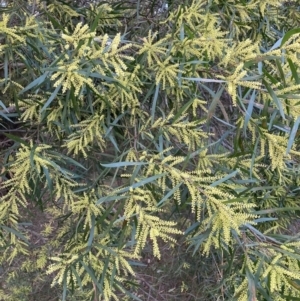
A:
[0,0,300,300]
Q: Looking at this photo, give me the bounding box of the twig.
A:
[0,62,26,69]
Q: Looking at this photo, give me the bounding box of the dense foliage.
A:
[0,0,300,300]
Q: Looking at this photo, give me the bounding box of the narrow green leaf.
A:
[107,132,120,152]
[42,166,53,191]
[272,247,300,261]
[264,69,282,87]
[183,77,226,83]
[80,261,102,292]
[246,267,256,301]
[277,94,300,99]
[99,255,110,292]
[198,82,216,97]
[48,151,87,170]
[70,266,83,290]
[280,28,300,47]
[190,229,210,256]
[244,90,256,131]
[87,72,117,83]
[275,59,286,87]
[213,116,236,128]
[184,221,200,235]
[210,170,239,187]
[185,60,208,65]
[287,58,300,84]
[286,116,300,154]
[268,110,279,131]
[90,8,106,32]
[223,197,250,205]
[87,215,95,247]
[2,54,8,81]
[62,275,67,301]
[45,11,64,30]
[250,138,259,179]
[19,72,49,94]
[241,75,262,81]
[173,98,196,123]
[101,161,147,168]
[104,121,121,152]
[97,195,127,205]
[105,112,126,137]
[208,86,224,120]
[4,133,30,146]
[127,260,147,267]
[256,285,273,301]
[253,217,277,223]
[0,225,29,244]
[114,278,142,301]
[151,83,160,124]
[0,100,9,112]
[41,84,61,112]
[255,207,300,215]
[263,80,285,120]
[270,37,283,51]
[157,183,182,207]
[130,163,143,186]
[136,0,140,18]
[30,144,38,169]
[117,173,166,194]
[249,186,279,192]
[141,83,155,105]
[0,111,13,123]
